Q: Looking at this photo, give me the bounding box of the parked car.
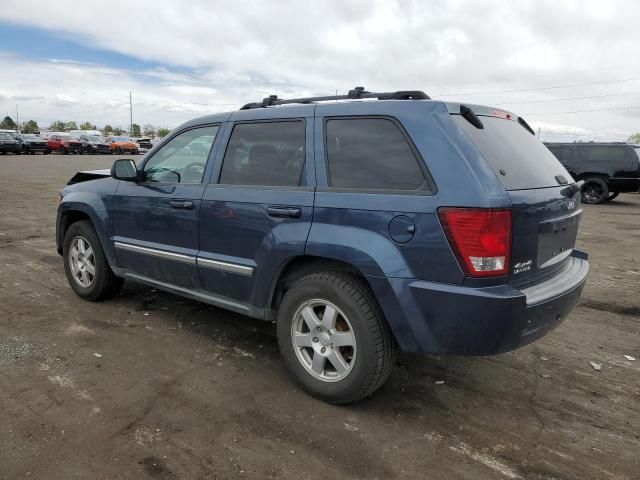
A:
[130,137,153,149]
[545,142,640,204]
[77,133,111,154]
[17,134,48,154]
[106,136,139,155]
[0,132,21,154]
[57,87,589,404]
[47,133,83,154]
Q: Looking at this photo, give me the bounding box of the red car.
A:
[47,133,83,154]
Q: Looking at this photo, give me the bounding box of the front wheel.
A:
[63,220,123,301]
[581,177,609,204]
[277,272,396,404]
[604,192,620,202]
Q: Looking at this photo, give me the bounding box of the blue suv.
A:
[57,87,589,404]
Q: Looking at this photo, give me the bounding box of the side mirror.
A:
[111,159,138,181]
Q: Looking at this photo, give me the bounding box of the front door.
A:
[113,124,221,288]
[198,108,315,308]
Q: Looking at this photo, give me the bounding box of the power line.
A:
[523,105,640,116]
[435,76,640,97]
[496,90,640,106]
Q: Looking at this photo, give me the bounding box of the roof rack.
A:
[239,86,430,110]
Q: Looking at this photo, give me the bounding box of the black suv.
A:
[546,142,640,204]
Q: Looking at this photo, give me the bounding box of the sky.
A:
[0,0,639,141]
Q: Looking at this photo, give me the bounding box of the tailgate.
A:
[451,106,583,287]
[508,185,582,287]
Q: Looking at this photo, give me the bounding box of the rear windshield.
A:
[453,115,571,190]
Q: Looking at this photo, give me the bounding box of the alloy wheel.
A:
[68,236,96,288]
[291,299,357,382]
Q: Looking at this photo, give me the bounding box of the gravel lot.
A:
[1,154,639,479]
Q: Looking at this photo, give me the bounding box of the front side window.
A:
[143,126,219,184]
[325,118,429,191]
[219,121,306,186]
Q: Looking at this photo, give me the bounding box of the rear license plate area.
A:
[537,211,581,268]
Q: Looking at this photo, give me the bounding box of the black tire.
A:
[277,272,397,404]
[115,147,122,155]
[14,148,21,155]
[44,149,50,155]
[63,220,123,301]
[604,192,620,202]
[581,177,609,204]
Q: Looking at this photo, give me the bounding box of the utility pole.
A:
[129,91,133,136]
[537,126,541,139]
[15,104,19,132]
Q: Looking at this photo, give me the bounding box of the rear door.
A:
[453,112,581,287]
[198,107,315,307]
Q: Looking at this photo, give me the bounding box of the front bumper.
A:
[369,250,589,355]
[26,143,47,151]
[66,144,82,153]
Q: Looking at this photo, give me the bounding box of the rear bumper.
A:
[369,250,588,355]
[608,177,640,193]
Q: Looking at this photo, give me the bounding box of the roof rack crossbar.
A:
[239,86,430,110]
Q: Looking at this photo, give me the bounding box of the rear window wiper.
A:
[459,105,484,129]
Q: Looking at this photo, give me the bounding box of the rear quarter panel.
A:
[309,100,511,282]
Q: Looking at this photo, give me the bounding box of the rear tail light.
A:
[438,207,512,277]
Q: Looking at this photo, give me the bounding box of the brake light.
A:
[438,208,512,277]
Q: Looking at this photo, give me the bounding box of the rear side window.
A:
[454,116,571,190]
[325,118,430,191]
[219,121,305,186]
[578,146,627,163]
[548,146,571,164]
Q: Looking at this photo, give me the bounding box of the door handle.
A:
[169,199,195,209]
[267,206,302,218]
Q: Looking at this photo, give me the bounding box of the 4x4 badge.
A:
[513,259,533,274]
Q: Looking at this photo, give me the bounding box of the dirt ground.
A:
[0,153,638,480]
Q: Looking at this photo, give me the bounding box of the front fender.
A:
[57,179,119,266]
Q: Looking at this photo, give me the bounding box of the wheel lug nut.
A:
[312,337,319,343]
[321,347,326,353]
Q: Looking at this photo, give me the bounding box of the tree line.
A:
[0,116,171,138]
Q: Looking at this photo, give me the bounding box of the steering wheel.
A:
[181,162,206,183]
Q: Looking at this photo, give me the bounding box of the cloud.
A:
[0,0,639,138]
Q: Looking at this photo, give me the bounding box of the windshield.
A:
[22,134,40,139]
[453,115,572,190]
[88,135,104,142]
[111,137,129,142]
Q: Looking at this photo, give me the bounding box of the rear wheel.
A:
[115,147,122,155]
[581,177,609,204]
[63,220,123,301]
[277,272,396,404]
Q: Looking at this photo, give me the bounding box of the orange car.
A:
[106,136,139,155]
